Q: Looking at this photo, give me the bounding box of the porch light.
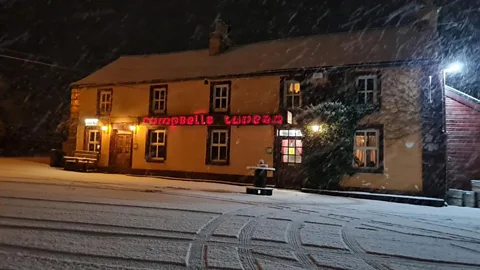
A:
[101,126,108,131]
[310,124,326,133]
[129,125,136,132]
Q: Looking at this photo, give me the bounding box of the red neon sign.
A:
[143,114,283,126]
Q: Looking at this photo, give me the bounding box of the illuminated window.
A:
[284,80,301,108]
[151,86,167,114]
[281,139,302,164]
[212,83,230,112]
[356,75,378,104]
[148,129,166,161]
[207,128,229,164]
[86,130,101,152]
[278,129,303,137]
[353,130,379,168]
[98,89,112,114]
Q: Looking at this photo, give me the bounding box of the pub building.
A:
[66,10,447,195]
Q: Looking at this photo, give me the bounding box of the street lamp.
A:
[444,62,462,73]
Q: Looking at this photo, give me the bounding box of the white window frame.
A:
[149,129,166,161]
[212,84,229,112]
[353,129,379,169]
[87,129,101,152]
[284,80,302,108]
[99,90,112,114]
[356,75,378,104]
[210,129,229,163]
[151,87,167,114]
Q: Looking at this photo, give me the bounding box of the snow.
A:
[252,219,289,243]
[213,216,251,238]
[1,158,480,269]
[299,223,347,250]
[310,253,375,270]
[206,246,243,269]
[0,228,190,265]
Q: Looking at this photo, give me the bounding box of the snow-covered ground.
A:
[0,158,479,269]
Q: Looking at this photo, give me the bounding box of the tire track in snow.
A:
[0,215,196,239]
[186,206,255,269]
[341,221,390,270]
[0,195,221,215]
[0,243,187,269]
[238,217,261,270]
[286,218,318,269]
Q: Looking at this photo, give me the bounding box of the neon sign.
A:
[143,114,283,126]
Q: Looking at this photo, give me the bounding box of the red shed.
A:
[446,86,480,190]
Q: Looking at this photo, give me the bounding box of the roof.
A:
[446,85,480,112]
[72,27,439,87]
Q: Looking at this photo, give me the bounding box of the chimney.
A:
[413,5,440,31]
[209,18,229,55]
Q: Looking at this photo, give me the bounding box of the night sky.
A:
[0,0,479,143]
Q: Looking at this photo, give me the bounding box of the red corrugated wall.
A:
[446,96,480,190]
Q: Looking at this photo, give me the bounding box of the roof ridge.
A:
[118,25,412,59]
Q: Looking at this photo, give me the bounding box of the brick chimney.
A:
[209,18,230,55]
[413,5,440,31]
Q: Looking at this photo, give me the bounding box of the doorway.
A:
[275,128,305,189]
[109,130,133,172]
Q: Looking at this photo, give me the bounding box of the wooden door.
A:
[109,131,132,172]
[275,129,305,189]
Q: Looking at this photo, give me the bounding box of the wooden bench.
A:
[64,150,100,172]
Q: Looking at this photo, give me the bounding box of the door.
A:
[109,130,133,172]
[275,128,305,189]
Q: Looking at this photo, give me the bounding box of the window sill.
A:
[206,161,230,166]
[149,111,167,116]
[352,166,384,174]
[146,158,165,163]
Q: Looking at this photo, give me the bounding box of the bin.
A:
[254,168,267,188]
[49,149,64,167]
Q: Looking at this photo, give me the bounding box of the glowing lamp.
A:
[444,62,462,73]
[101,126,108,131]
[129,125,136,131]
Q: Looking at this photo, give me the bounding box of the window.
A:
[147,129,167,161]
[353,129,380,169]
[150,85,167,114]
[281,139,302,164]
[86,130,101,152]
[98,89,112,114]
[207,128,229,164]
[356,75,378,104]
[284,80,301,108]
[211,82,230,112]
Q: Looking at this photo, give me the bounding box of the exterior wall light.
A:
[101,126,108,133]
[129,125,137,134]
[85,118,99,126]
[310,124,326,133]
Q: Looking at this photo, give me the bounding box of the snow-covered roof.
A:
[72,27,438,87]
[446,85,480,111]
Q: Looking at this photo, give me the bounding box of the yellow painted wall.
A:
[74,75,280,176]
[340,67,424,192]
[132,125,274,176]
[73,68,424,191]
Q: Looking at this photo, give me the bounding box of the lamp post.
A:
[442,62,463,132]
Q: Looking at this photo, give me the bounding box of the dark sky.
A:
[0,0,479,136]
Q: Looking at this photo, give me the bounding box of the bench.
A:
[64,150,100,172]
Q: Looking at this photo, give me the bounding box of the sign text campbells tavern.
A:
[143,114,284,126]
